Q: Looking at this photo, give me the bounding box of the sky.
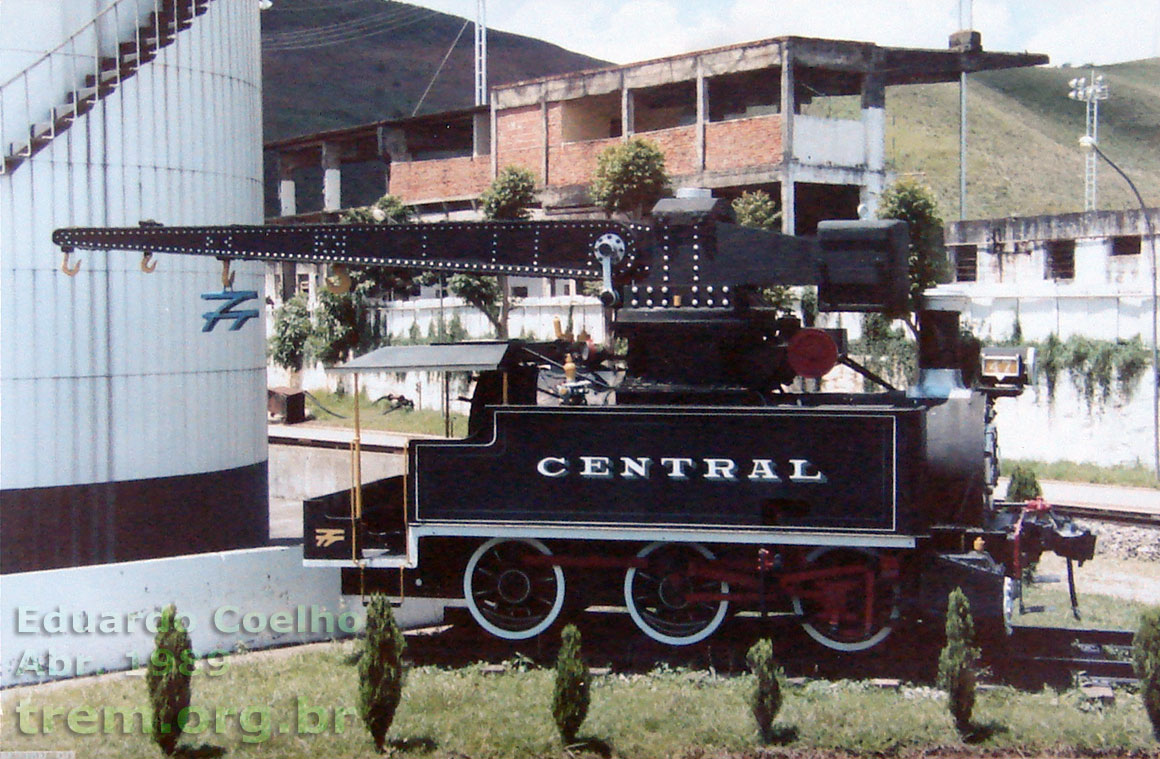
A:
[389,0,1160,68]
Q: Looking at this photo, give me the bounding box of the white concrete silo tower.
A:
[1,0,268,572]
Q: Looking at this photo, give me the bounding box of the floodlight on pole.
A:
[1080,135,1160,481]
[1068,72,1110,210]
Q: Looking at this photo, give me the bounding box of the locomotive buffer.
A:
[54,196,1095,651]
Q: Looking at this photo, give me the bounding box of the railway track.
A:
[1050,502,1160,527]
[1002,625,1138,688]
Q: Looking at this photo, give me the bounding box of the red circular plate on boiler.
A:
[787,328,838,379]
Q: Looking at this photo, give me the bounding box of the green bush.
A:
[590,138,670,218]
[746,638,783,743]
[481,165,537,220]
[359,595,406,753]
[269,295,312,373]
[309,289,360,366]
[1134,608,1160,740]
[551,624,590,745]
[1007,465,1042,502]
[937,587,979,733]
[146,604,193,756]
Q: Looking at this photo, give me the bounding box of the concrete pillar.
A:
[278,160,296,218]
[779,42,796,235]
[322,142,341,212]
[473,110,491,157]
[621,83,634,139]
[861,65,887,218]
[695,59,708,172]
[490,100,499,180]
[541,97,550,185]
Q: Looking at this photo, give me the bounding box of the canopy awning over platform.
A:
[333,341,521,373]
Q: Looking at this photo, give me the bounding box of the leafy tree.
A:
[1006,466,1042,502]
[146,605,193,756]
[359,595,407,753]
[590,138,670,218]
[309,289,359,366]
[746,638,784,744]
[732,190,781,230]
[433,166,539,339]
[341,194,414,225]
[481,165,537,220]
[877,179,947,317]
[937,587,979,734]
[269,295,312,375]
[1135,608,1160,740]
[551,624,590,745]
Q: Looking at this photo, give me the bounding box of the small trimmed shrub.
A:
[937,587,979,733]
[146,604,193,756]
[552,624,590,745]
[746,638,783,743]
[1134,608,1160,740]
[359,595,406,753]
[1007,465,1042,502]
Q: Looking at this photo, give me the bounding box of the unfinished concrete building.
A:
[269,34,1046,237]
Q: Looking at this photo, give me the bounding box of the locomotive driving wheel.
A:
[464,537,565,640]
[789,547,901,652]
[624,541,729,646]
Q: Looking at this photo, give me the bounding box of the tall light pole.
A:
[475,0,488,106]
[1068,72,1110,210]
[1080,135,1160,481]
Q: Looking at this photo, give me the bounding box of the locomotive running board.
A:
[305,524,918,570]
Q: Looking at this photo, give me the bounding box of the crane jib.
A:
[50,221,642,280]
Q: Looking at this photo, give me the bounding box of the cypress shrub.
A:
[146,604,193,756]
[937,587,979,733]
[552,624,590,745]
[359,595,406,753]
[1007,465,1042,502]
[746,638,783,743]
[1134,608,1160,740]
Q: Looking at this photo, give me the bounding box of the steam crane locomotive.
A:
[54,194,1095,651]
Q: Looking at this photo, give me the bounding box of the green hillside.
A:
[886,59,1160,219]
[260,1,1159,220]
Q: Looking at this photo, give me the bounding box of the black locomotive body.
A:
[53,195,1095,651]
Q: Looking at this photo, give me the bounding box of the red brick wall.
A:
[495,105,545,182]
[549,137,618,187]
[705,115,782,172]
[638,125,697,176]
[389,156,491,204]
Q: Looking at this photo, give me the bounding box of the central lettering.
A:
[535,456,828,483]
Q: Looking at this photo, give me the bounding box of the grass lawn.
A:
[1004,458,1160,490]
[300,390,468,437]
[4,637,1158,758]
[1010,554,1160,630]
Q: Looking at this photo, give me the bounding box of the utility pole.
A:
[958,0,972,221]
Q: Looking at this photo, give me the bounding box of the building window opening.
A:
[561,93,622,142]
[1111,235,1141,256]
[634,81,696,133]
[953,245,978,282]
[707,69,781,122]
[1045,240,1075,281]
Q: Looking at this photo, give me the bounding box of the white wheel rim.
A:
[790,547,899,652]
[624,541,729,646]
[464,537,565,640]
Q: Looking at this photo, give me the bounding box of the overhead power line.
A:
[263,6,433,51]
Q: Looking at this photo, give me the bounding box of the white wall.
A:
[1,546,444,687]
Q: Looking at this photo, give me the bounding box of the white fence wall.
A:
[2,546,444,687]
